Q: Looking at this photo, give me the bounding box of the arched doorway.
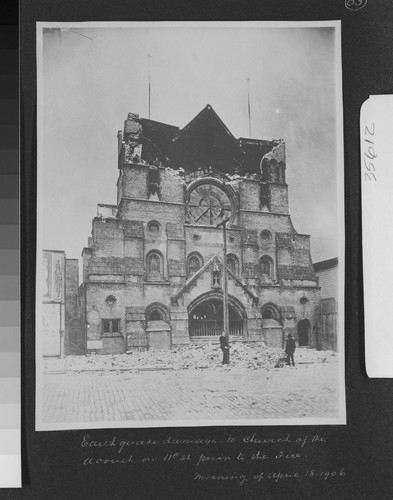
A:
[297,319,311,346]
[188,293,246,338]
[65,318,85,355]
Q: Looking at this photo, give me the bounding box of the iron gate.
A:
[189,319,243,337]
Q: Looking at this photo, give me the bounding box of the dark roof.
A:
[313,257,338,272]
[171,105,245,173]
[238,137,279,176]
[135,105,278,175]
[174,105,241,150]
[139,118,179,162]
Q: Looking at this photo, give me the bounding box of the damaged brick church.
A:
[77,105,320,354]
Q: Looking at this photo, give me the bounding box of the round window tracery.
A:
[187,181,234,226]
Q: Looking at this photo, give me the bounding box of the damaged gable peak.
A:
[173,104,240,147]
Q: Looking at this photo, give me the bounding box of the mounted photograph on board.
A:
[36,21,345,430]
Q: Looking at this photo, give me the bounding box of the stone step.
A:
[190,336,244,344]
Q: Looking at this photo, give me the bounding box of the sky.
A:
[38,23,342,272]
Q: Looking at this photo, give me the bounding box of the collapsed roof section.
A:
[119,104,283,177]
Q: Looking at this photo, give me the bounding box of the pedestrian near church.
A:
[220,331,230,365]
[285,333,296,366]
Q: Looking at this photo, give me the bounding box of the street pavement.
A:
[42,359,340,425]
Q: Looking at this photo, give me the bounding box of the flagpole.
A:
[246,77,251,137]
[147,54,152,119]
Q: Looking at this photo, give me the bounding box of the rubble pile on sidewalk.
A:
[44,342,336,373]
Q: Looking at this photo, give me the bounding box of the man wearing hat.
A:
[285,334,296,366]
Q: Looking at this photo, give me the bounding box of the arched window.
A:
[145,302,170,323]
[147,251,163,280]
[270,159,278,183]
[259,255,274,279]
[149,310,162,321]
[227,254,239,276]
[149,253,160,272]
[261,302,281,321]
[261,158,270,182]
[278,161,286,184]
[187,253,203,276]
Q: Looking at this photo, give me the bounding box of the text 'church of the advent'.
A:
[72,105,321,355]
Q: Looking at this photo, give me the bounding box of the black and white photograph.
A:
[36,21,345,430]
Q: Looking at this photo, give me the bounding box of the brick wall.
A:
[270,184,289,214]
[120,164,148,199]
[82,248,92,283]
[126,306,147,350]
[161,167,185,203]
[65,259,79,321]
[123,220,144,277]
[239,179,261,211]
[264,326,284,349]
[170,306,190,346]
[85,282,127,345]
[184,226,242,269]
[239,212,294,235]
[242,232,259,278]
[238,179,288,214]
[93,218,124,258]
[167,222,186,277]
[118,198,184,224]
[143,283,173,306]
[276,233,316,282]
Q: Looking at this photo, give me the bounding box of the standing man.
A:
[285,333,296,366]
[220,331,230,365]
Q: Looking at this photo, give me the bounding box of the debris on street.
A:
[43,342,337,373]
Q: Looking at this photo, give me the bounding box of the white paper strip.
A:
[361,95,393,377]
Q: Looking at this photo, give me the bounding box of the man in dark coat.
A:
[285,334,296,366]
[219,331,230,365]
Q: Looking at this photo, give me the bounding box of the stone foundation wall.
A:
[264,327,284,349]
[147,331,171,350]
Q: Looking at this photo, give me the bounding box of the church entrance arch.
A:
[188,292,246,338]
[297,318,311,346]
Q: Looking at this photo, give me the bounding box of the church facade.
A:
[80,105,320,354]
